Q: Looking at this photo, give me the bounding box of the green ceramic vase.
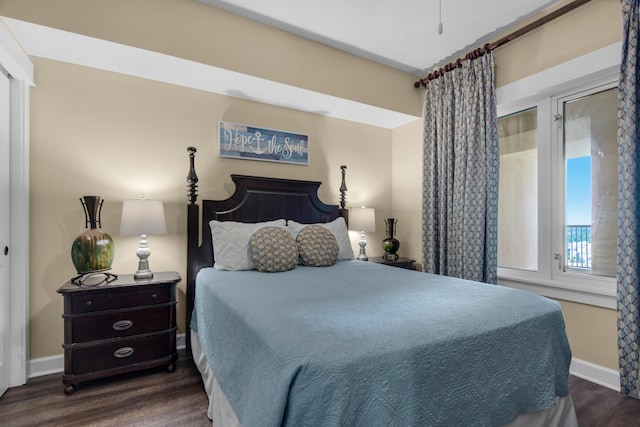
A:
[71,196,114,274]
[382,218,400,261]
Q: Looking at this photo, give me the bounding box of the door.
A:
[0,70,10,397]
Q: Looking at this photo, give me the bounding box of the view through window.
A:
[562,87,618,277]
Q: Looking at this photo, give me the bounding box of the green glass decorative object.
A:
[71,196,114,274]
[382,218,400,261]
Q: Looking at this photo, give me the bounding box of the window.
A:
[496,51,619,308]
[559,87,618,278]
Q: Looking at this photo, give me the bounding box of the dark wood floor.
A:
[1,351,639,426]
[0,351,210,426]
[568,375,640,427]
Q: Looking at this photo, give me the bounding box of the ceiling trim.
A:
[2,17,419,129]
[0,18,33,85]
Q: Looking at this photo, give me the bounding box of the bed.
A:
[184,147,578,427]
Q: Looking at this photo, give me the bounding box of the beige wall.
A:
[494,0,622,88]
[394,0,622,371]
[559,300,619,369]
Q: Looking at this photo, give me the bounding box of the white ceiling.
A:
[198,0,564,76]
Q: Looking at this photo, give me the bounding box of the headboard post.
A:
[187,146,199,204]
[339,165,349,226]
[186,146,199,353]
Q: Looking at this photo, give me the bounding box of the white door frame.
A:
[0,64,10,397]
[0,18,34,388]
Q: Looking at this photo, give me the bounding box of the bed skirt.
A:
[191,331,578,427]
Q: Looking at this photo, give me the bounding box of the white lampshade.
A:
[120,199,167,236]
[349,207,376,233]
[120,199,166,280]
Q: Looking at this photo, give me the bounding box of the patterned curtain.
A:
[422,53,499,284]
[618,0,640,398]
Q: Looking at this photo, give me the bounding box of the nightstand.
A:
[368,256,416,270]
[57,271,180,395]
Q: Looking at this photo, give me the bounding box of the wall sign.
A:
[218,121,309,165]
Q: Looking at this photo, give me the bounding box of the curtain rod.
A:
[414,0,592,88]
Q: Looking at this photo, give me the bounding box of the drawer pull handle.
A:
[86,300,93,306]
[114,347,134,358]
[112,320,133,331]
[151,293,158,299]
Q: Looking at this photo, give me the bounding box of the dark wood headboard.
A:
[185,147,349,351]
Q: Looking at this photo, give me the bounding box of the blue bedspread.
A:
[191,260,571,427]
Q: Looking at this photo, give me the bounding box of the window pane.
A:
[498,108,538,271]
[563,87,617,277]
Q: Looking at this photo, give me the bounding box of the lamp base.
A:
[134,269,153,280]
[358,232,369,261]
[134,234,154,280]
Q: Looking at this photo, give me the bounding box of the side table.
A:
[368,256,416,270]
[57,271,180,394]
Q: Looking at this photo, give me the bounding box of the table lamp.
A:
[120,199,167,279]
[349,206,376,261]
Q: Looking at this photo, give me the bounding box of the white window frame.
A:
[496,42,620,309]
[552,82,618,279]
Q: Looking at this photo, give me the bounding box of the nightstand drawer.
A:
[69,332,175,375]
[70,286,171,314]
[67,305,175,343]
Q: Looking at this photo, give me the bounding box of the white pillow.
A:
[210,219,287,270]
[287,217,355,260]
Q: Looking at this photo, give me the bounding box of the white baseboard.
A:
[570,357,620,392]
[29,354,63,378]
[28,333,187,379]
